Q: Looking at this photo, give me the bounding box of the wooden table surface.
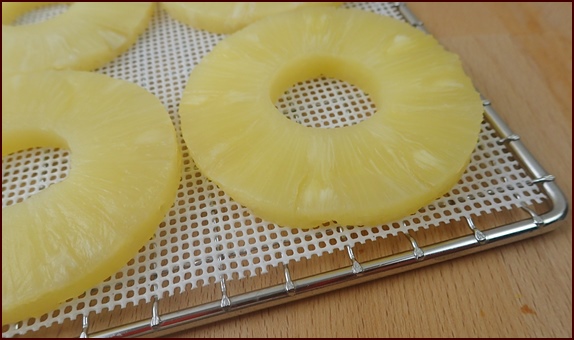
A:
[171,3,572,338]
[21,2,571,338]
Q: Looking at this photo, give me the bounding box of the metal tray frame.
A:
[68,3,568,337]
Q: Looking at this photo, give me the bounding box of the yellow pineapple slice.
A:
[179,7,483,229]
[2,71,181,325]
[2,2,153,73]
[161,2,341,34]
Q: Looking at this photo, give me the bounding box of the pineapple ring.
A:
[2,2,153,73]
[161,2,340,34]
[179,7,483,229]
[2,71,181,325]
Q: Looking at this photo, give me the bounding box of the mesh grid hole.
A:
[275,77,377,128]
[10,3,70,26]
[2,147,71,207]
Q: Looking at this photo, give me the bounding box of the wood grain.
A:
[20,2,572,338]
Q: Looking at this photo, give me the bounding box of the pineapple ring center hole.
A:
[2,147,70,208]
[275,76,377,129]
[5,3,71,26]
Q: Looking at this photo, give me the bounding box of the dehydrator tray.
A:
[1,2,568,338]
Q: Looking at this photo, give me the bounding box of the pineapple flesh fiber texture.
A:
[161,2,341,34]
[2,71,181,325]
[2,2,153,73]
[180,7,483,229]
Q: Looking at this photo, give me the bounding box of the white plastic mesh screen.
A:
[2,2,546,336]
